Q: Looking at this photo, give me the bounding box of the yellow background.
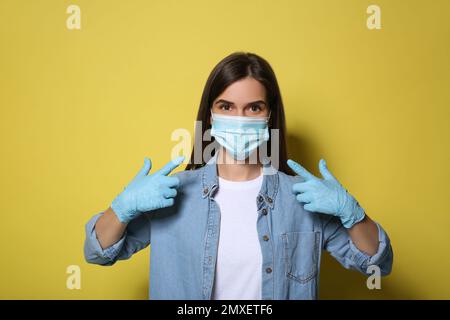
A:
[1,0,449,299]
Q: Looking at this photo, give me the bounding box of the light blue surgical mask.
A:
[210,111,270,160]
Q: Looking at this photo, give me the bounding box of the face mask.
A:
[210,111,270,160]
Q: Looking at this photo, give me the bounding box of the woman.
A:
[84,52,393,300]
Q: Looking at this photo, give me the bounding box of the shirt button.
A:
[262,208,268,215]
[203,187,209,195]
[266,267,272,274]
[267,197,273,204]
[258,195,263,202]
[263,235,269,241]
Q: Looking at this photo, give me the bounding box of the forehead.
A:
[215,77,266,103]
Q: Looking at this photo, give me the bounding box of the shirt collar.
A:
[201,152,278,209]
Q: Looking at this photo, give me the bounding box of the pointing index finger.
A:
[287,159,316,181]
[155,156,185,176]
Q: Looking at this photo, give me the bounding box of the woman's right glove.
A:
[111,156,185,224]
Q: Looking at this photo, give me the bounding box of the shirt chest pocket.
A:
[281,231,320,284]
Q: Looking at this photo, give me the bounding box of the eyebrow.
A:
[214,99,267,106]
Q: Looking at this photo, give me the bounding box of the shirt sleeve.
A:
[83,211,151,266]
[320,215,393,276]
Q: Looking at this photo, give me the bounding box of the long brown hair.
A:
[185,51,294,175]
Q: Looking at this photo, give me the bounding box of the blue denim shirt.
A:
[84,154,393,300]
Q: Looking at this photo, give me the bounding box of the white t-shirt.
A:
[211,173,263,300]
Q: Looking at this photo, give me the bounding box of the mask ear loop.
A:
[267,110,272,126]
[261,109,272,174]
[209,109,215,127]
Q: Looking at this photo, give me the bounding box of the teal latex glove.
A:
[111,156,185,224]
[287,158,365,229]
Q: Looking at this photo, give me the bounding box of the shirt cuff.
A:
[347,221,390,272]
[86,212,127,262]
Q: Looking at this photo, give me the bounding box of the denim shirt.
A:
[84,154,393,300]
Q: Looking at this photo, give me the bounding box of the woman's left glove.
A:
[287,158,366,229]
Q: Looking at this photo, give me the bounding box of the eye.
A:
[219,103,232,111]
[250,104,262,112]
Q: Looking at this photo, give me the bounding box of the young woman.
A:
[84,52,393,300]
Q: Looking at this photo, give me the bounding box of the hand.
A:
[287,158,365,229]
[111,156,185,224]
